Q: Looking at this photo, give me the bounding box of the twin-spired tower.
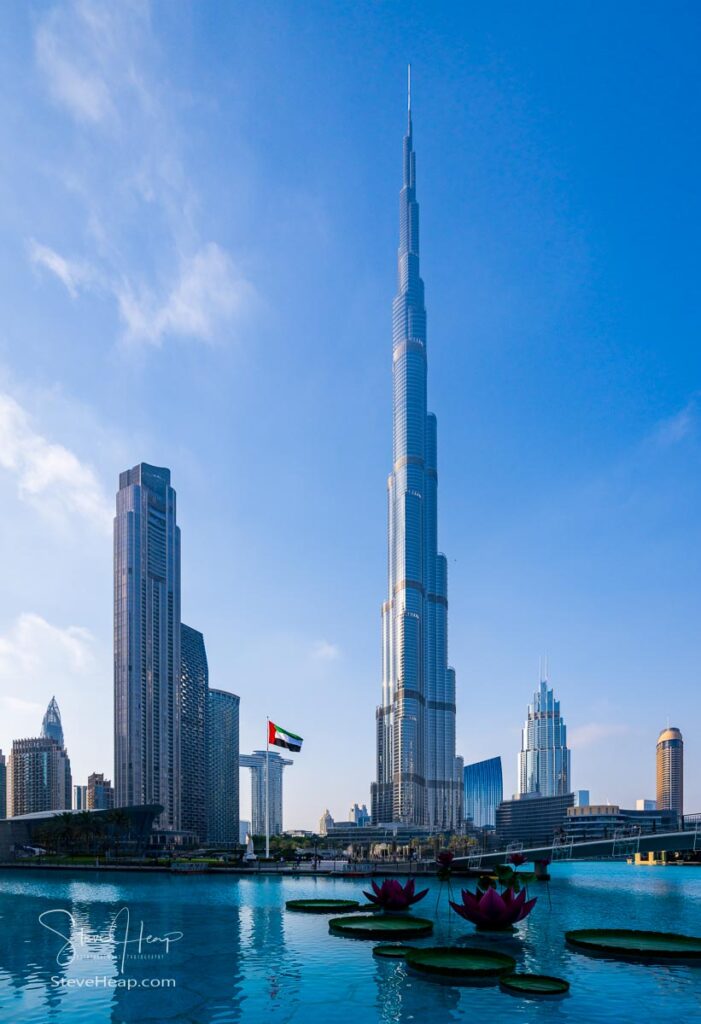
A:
[372,73,461,829]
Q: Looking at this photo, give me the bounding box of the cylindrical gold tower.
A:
[656,727,684,820]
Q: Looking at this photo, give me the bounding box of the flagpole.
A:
[265,717,270,860]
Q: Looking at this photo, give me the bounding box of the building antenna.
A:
[407,63,411,114]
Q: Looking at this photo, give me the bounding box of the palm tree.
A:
[54,812,77,855]
[104,808,130,858]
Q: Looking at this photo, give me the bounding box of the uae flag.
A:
[268,720,303,753]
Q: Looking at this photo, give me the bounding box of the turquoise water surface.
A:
[0,862,700,1022]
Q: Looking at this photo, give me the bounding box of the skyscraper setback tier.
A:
[372,79,459,829]
[518,679,571,798]
[114,463,181,830]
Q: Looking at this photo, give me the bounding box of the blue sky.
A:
[0,1,699,827]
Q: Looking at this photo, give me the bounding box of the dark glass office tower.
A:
[181,624,208,841]
[373,73,459,828]
[207,689,240,845]
[114,463,181,829]
[464,756,503,828]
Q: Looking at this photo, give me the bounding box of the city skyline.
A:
[1,2,700,827]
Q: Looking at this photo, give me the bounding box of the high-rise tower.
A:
[372,71,459,828]
[518,679,570,797]
[656,726,683,820]
[114,463,181,830]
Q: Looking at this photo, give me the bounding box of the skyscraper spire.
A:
[372,75,459,829]
[407,63,412,131]
[41,696,64,747]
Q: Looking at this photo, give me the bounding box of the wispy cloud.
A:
[569,721,630,749]
[118,243,255,346]
[0,613,96,742]
[35,3,115,124]
[310,640,341,662]
[30,0,256,349]
[650,396,699,448]
[0,392,112,532]
[28,239,93,298]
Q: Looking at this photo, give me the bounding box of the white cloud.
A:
[117,243,255,346]
[34,1,118,124]
[28,239,93,298]
[30,1,257,349]
[311,640,341,662]
[0,392,112,532]
[652,398,698,448]
[0,613,96,745]
[570,721,630,749]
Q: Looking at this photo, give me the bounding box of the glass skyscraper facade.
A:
[464,756,503,829]
[518,679,571,797]
[207,688,240,845]
[373,77,459,828]
[181,624,208,841]
[114,463,181,830]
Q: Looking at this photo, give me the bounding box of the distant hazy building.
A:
[207,688,240,845]
[8,698,72,818]
[239,820,251,845]
[0,751,6,818]
[87,773,114,810]
[464,757,503,829]
[656,727,683,819]
[181,624,208,841]
[518,679,570,797]
[636,798,657,811]
[114,463,181,831]
[496,792,574,847]
[573,790,590,807]
[8,738,72,818]
[239,750,292,836]
[319,809,334,835]
[348,803,371,827]
[73,785,88,810]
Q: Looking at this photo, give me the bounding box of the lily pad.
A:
[500,973,570,996]
[405,946,516,984]
[373,944,414,959]
[286,899,360,914]
[329,915,433,939]
[566,928,701,963]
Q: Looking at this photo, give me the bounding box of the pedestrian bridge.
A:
[453,821,701,872]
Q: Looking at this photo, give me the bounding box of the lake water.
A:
[1,862,700,1022]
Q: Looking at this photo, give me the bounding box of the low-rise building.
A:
[496,792,575,847]
[563,804,678,841]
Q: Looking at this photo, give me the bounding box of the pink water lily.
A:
[450,885,537,931]
[363,878,429,912]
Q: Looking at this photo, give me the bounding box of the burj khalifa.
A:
[372,72,461,829]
